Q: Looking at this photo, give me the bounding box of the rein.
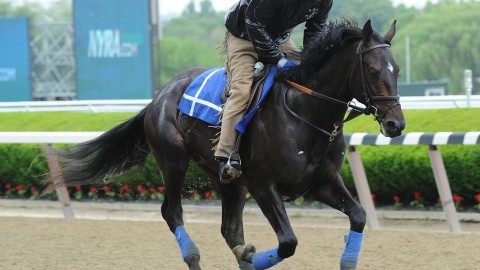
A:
[284,41,400,139]
[281,41,399,202]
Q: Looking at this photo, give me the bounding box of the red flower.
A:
[193,190,199,197]
[118,188,125,194]
[30,186,38,194]
[371,194,376,201]
[137,185,147,193]
[90,186,97,193]
[453,193,463,204]
[123,183,130,192]
[102,186,110,192]
[414,192,422,201]
[393,195,401,203]
[75,185,82,191]
[149,187,158,194]
[5,183,12,190]
[205,191,212,199]
[474,194,480,203]
[158,186,165,193]
[15,185,25,191]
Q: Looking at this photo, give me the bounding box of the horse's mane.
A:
[278,19,364,83]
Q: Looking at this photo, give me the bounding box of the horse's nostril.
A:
[386,121,399,132]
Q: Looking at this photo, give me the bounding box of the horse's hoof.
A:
[185,254,201,270]
[232,244,256,263]
[238,260,255,270]
[340,260,358,270]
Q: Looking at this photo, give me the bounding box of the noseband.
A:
[355,41,400,121]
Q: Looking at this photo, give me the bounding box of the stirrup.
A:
[217,157,242,184]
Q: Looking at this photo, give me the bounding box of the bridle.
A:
[284,40,401,140]
[355,41,400,122]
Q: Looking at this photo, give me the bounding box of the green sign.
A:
[0,17,31,101]
[74,0,154,99]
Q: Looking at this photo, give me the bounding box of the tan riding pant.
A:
[214,32,301,159]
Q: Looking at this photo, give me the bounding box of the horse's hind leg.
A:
[309,172,366,270]
[150,147,201,270]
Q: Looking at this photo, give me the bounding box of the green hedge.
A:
[0,144,478,207]
[341,145,480,207]
[0,144,209,199]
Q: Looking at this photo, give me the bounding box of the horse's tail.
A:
[47,105,151,188]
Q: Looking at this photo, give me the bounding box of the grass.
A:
[0,112,135,131]
[0,108,479,132]
[344,108,480,133]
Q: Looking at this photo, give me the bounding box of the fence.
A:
[0,95,479,112]
[1,131,479,232]
[344,132,480,233]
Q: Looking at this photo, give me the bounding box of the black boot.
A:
[217,157,242,184]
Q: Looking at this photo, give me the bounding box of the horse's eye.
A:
[368,69,380,80]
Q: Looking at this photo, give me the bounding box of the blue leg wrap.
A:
[175,226,200,263]
[340,230,363,270]
[252,248,284,269]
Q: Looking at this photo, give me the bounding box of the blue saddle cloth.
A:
[177,67,281,134]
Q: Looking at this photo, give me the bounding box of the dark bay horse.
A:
[51,20,405,269]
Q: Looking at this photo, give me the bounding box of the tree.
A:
[182,0,196,16]
[199,0,215,17]
[330,0,397,31]
[156,38,222,87]
[392,1,480,93]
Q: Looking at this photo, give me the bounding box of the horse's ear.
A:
[362,20,374,44]
[385,20,397,42]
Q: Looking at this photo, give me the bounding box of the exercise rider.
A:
[215,0,333,183]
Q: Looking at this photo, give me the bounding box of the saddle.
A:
[220,65,271,113]
[219,65,271,163]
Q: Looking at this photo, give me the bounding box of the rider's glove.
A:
[277,58,298,69]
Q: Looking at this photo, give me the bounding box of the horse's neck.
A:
[300,52,355,125]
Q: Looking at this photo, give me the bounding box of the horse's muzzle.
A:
[381,118,405,138]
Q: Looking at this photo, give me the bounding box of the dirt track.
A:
[1,200,479,270]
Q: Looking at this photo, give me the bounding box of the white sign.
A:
[87,29,139,58]
[0,68,16,82]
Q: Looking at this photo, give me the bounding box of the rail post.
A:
[465,69,473,108]
[428,145,461,232]
[45,144,75,218]
[348,146,381,229]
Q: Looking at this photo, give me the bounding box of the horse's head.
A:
[351,20,406,137]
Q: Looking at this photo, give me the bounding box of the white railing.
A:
[0,100,151,113]
[400,95,480,109]
[0,95,479,112]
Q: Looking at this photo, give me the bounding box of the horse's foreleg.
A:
[309,172,366,270]
[234,184,296,269]
[218,183,255,270]
[152,149,201,270]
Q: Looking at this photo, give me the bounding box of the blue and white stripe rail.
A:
[345,132,480,146]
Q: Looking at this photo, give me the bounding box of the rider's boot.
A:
[216,157,242,184]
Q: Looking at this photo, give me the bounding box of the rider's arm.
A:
[244,0,285,66]
[304,0,333,47]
